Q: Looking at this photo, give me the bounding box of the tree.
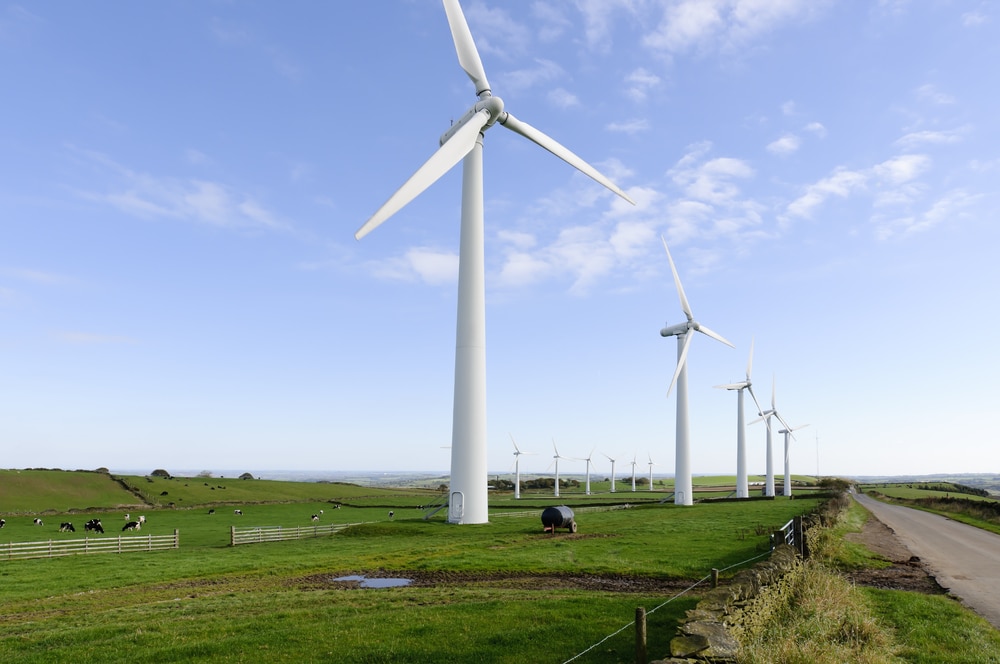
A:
[151,469,172,479]
[239,472,254,480]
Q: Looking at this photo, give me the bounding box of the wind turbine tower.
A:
[630,454,638,492]
[603,453,617,493]
[647,454,657,491]
[659,237,734,505]
[715,339,765,499]
[354,0,634,524]
[779,423,809,496]
[509,434,533,500]
[582,449,596,496]
[551,440,567,498]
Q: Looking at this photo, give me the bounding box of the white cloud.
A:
[785,168,867,219]
[894,127,965,149]
[804,122,827,138]
[547,87,580,108]
[766,133,801,155]
[781,100,797,115]
[962,12,988,27]
[607,118,650,134]
[463,3,532,58]
[370,248,459,286]
[873,154,930,185]
[874,190,980,239]
[915,83,956,105]
[497,230,537,250]
[626,67,662,102]
[670,154,755,204]
[74,149,286,231]
[502,58,565,93]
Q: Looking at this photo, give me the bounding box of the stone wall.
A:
[652,544,805,663]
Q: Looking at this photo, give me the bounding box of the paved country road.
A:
[853,492,1000,629]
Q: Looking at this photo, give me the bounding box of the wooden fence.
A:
[230,523,359,546]
[3,530,180,561]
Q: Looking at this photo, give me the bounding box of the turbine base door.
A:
[448,491,465,523]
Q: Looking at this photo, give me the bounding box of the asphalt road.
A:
[853,492,1000,628]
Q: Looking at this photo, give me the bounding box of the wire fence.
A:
[561,547,774,664]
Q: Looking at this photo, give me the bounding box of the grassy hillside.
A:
[0,469,139,513]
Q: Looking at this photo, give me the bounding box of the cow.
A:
[33,518,43,526]
[0,519,5,528]
[388,511,394,520]
[208,509,215,515]
[311,514,320,521]
[138,515,146,524]
[84,519,104,534]
[122,521,141,532]
[59,522,75,532]
[124,513,130,521]
[234,509,243,516]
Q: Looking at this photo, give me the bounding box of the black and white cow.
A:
[84,519,104,534]
[59,522,75,532]
[33,518,43,526]
[0,518,5,528]
[311,514,320,521]
[122,521,141,532]
[208,509,215,515]
[234,509,243,516]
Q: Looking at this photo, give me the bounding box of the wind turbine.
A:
[630,454,638,492]
[581,448,597,496]
[550,440,569,498]
[752,377,789,497]
[354,1,634,525]
[659,237,734,506]
[714,338,766,499]
[603,453,617,493]
[509,434,534,500]
[647,453,658,491]
[779,423,809,497]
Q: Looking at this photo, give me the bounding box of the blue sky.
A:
[2,1,997,479]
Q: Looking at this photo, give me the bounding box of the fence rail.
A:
[230,523,359,546]
[3,530,180,561]
[773,516,806,556]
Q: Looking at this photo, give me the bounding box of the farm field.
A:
[0,469,824,662]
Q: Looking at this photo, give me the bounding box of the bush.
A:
[150,469,172,479]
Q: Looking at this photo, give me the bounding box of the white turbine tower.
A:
[603,453,617,493]
[582,448,596,496]
[509,434,534,500]
[354,0,634,525]
[659,237,734,506]
[779,423,809,497]
[714,339,766,499]
[647,454,658,491]
[752,377,789,497]
[550,440,569,498]
[630,454,638,492]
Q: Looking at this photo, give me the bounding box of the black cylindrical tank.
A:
[541,505,576,532]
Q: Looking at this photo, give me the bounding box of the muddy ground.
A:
[843,513,946,594]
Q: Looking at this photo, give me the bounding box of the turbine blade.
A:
[746,337,755,381]
[696,324,735,348]
[498,112,634,204]
[714,381,748,390]
[667,331,694,398]
[355,108,490,239]
[442,0,490,95]
[661,236,693,321]
[773,410,793,434]
[509,432,521,454]
[747,385,765,418]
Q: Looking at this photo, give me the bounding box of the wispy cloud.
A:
[894,127,966,149]
[785,168,867,220]
[766,133,801,155]
[607,118,649,134]
[369,247,459,286]
[464,2,532,58]
[626,67,662,102]
[72,148,287,231]
[915,83,955,105]
[874,190,980,239]
[502,58,565,94]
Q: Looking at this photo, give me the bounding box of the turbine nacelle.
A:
[439,96,505,146]
[660,322,691,337]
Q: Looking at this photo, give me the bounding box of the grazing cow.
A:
[59,522,75,532]
[388,511,394,520]
[33,518,43,526]
[208,509,215,515]
[138,515,146,524]
[311,514,319,521]
[122,521,141,532]
[124,513,130,521]
[234,509,243,516]
[319,509,324,515]
[0,518,5,528]
[84,519,104,533]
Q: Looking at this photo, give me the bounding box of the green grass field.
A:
[0,469,824,663]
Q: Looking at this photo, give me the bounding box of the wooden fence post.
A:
[635,607,647,664]
[230,526,236,547]
[711,568,719,588]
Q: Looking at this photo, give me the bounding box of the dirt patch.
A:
[843,513,946,594]
[293,570,696,593]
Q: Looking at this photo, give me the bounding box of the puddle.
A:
[331,575,411,588]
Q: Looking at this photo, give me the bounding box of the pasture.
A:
[0,469,826,662]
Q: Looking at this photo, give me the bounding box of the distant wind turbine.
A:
[779,423,809,497]
[582,448,597,496]
[603,453,617,493]
[715,338,766,499]
[550,440,569,498]
[354,0,634,525]
[752,377,790,497]
[509,434,534,500]
[630,454,638,492]
[660,236,734,506]
[647,453,658,491]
